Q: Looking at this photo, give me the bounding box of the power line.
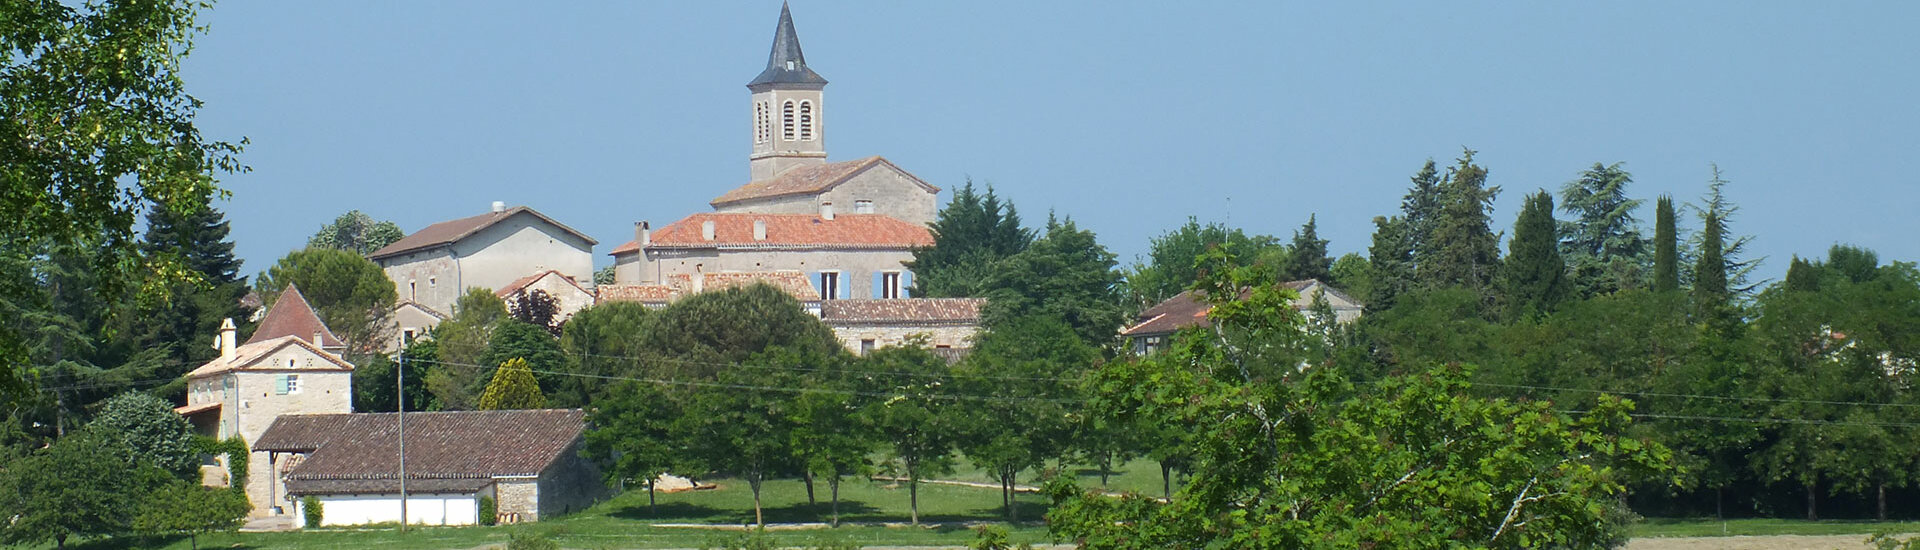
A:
[1478,381,1920,410]
[568,350,1081,383]
[415,358,1082,405]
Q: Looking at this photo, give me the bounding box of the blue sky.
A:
[183,2,1920,282]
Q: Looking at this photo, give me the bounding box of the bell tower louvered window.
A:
[782,100,796,141]
[799,101,814,141]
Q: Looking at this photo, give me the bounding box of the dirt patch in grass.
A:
[1626,534,1875,550]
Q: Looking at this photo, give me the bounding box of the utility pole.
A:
[398,348,408,532]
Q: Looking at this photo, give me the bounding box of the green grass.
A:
[1629,518,1920,538]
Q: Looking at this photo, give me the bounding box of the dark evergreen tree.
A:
[1501,191,1568,320]
[1419,149,1502,305]
[1365,216,1415,312]
[1652,196,1680,293]
[1691,203,1729,321]
[1558,162,1647,297]
[985,217,1127,348]
[1784,256,1821,292]
[138,200,252,369]
[1282,214,1332,282]
[905,181,1033,297]
[1401,159,1444,264]
[1688,165,1761,300]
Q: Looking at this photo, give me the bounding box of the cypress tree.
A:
[1419,149,1501,303]
[1501,191,1567,320]
[1401,159,1444,264]
[1651,196,1679,293]
[1365,216,1414,312]
[1691,206,1728,317]
[1282,214,1331,282]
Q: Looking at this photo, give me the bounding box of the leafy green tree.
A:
[307,210,405,256]
[1652,196,1680,293]
[857,344,962,525]
[781,347,873,525]
[1364,216,1415,312]
[984,217,1127,348]
[678,352,806,527]
[478,357,547,410]
[1125,217,1280,307]
[352,345,430,413]
[0,0,244,399]
[480,320,564,395]
[593,265,616,286]
[907,181,1033,297]
[88,391,200,479]
[1281,214,1332,283]
[133,481,250,550]
[0,429,170,548]
[582,381,683,517]
[640,283,841,379]
[1420,149,1502,306]
[1559,162,1647,297]
[423,288,509,409]
[255,247,398,355]
[1328,253,1371,302]
[557,301,653,407]
[1501,191,1569,320]
[956,315,1094,522]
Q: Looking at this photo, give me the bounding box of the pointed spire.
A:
[247,283,345,350]
[748,2,827,88]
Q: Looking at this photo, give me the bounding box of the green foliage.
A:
[481,320,564,396]
[1652,195,1680,293]
[956,315,1095,522]
[479,496,498,526]
[1688,164,1761,306]
[424,288,509,410]
[1328,253,1371,301]
[307,210,405,256]
[557,301,653,407]
[1400,159,1445,259]
[133,481,250,549]
[1365,215,1415,312]
[302,495,324,528]
[89,391,199,479]
[196,435,250,493]
[1418,149,1502,306]
[582,381,683,515]
[1559,162,1647,296]
[593,265,616,286]
[1281,213,1332,282]
[983,217,1127,348]
[907,181,1033,298]
[137,199,253,369]
[967,524,1013,550]
[507,531,560,550]
[1124,217,1281,307]
[678,348,821,526]
[1501,191,1569,320]
[858,344,963,524]
[640,283,842,378]
[0,428,171,548]
[0,0,244,399]
[255,247,398,354]
[480,357,548,410]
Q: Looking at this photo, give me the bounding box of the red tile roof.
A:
[369,206,597,261]
[822,298,986,325]
[254,409,588,495]
[609,213,931,255]
[1118,280,1363,338]
[708,156,936,207]
[247,284,343,349]
[494,269,589,299]
[595,284,678,303]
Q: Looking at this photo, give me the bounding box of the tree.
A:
[677,352,807,527]
[1125,217,1280,307]
[956,315,1094,522]
[781,347,873,525]
[254,247,398,355]
[1400,159,1445,260]
[640,283,843,379]
[1501,191,1569,320]
[478,357,547,410]
[1281,214,1332,283]
[133,481,250,550]
[1688,165,1762,310]
[307,210,405,256]
[906,181,1032,298]
[422,288,508,410]
[1559,162,1647,297]
[480,319,564,395]
[1365,216,1416,312]
[508,288,562,337]
[858,344,961,525]
[556,301,653,407]
[1652,196,1680,293]
[1328,253,1371,301]
[0,0,244,399]
[593,265,616,286]
[137,199,253,369]
[582,381,683,517]
[0,429,170,548]
[1419,149,1502,305]
[88,391,200,479]
[984,217,1127,348]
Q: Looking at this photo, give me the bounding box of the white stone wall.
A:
[381,250,459,317]
[632,247,913,300]
[221,361,352,517]
[453,216,594,299]
[830,324,978,355]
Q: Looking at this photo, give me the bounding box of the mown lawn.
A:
[1629,517,1920,538]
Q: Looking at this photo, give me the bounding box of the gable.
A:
[709,156,937,208]
[370,207,597,261]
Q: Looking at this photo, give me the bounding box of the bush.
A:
[507,531,559,550]
[479,495,498,526]
[302,496,323,528]
[968,525,1011,550]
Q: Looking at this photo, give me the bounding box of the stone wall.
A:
[453,216,594,300]
[716,164,937,227]
[534,439,608,519]
[495,478,540,522]
[829,324,978,354]
[381,249,460,318]
[633,247,913,299]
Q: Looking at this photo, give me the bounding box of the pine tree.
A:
[906,181,1032,297]
[1282,214,1331,282]
[478,358,546,410]
[1419,149,1501,304]
[1784,256,1821,292]
[1501,191,1568,320]
[139,201,252,367]
[1401,159,1444,264]
[1652,196,1679,293]
[1691,203,1728,320]
[1558,162,1647,296]
[1365,216,1415,312]
[1688,165,1761,314]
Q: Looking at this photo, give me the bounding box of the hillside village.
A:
[7,3,1920,549]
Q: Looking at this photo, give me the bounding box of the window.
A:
[408,280,417,301]
[276,374,301,395]
[817,271,840,301]
[782,100,796,141]
[799,101,814,141]
[860,339,875,356]
[428,277,437,288]
[753,102,764,144]
[881,272,902,299]
[854,200,874,214]
[403,328,417,344]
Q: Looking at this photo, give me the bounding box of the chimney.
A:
[491,201,506,213]
[820,202,835,221]
[218,318,236,360]
[313,331,324,347]
[634,221,651,246]
[701,220,716,241]
[753,220,767,241]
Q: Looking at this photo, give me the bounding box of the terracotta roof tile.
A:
[597,271,822,304]
[595,284,678,303]
[247,284,343,349]
[609,213,931,255]
[255,410,588,495]
[369,206,597,260]
[822,298,986,325]
[710,156,937,207]
[1119,280,1364,338]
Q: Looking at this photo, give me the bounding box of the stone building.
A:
[252,409,604,527]
[1121,279,1365,355]
[370,203,597,322]
[821,298,987,356]
[495,269,595,324]
[609,5,938,305]
[176,284,355,517]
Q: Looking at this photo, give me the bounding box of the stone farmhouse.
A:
[371,202,597,338]
[254,409,605,527]
[176,284,355,517]
[1121,279,1366,355]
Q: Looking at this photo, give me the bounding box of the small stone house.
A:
[370,203,597,320]
[176,284,355,517]
[822,298,986,356]
[1121,279,1365,355]
[252,409,605,527]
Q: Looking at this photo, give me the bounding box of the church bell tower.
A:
[748,3,828,181]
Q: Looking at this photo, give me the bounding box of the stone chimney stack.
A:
[218,318,237,361]
[701,220,716,241]
[753,219,768,241]
[635,221,651,246]
[491,201,506,213]
[820,202,835,221]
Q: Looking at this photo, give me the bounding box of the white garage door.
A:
[301,493,479,527]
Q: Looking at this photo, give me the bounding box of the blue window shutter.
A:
[814,272,825,298]
[838,273,850,300]
[901,271,913,298]
[872,272,884,299]
[274,375,288,395]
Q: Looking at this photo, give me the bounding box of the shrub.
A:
[968,525,1011,550]
[301,496,323,528]
[479,495,498,526]
[507,531,559,550]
